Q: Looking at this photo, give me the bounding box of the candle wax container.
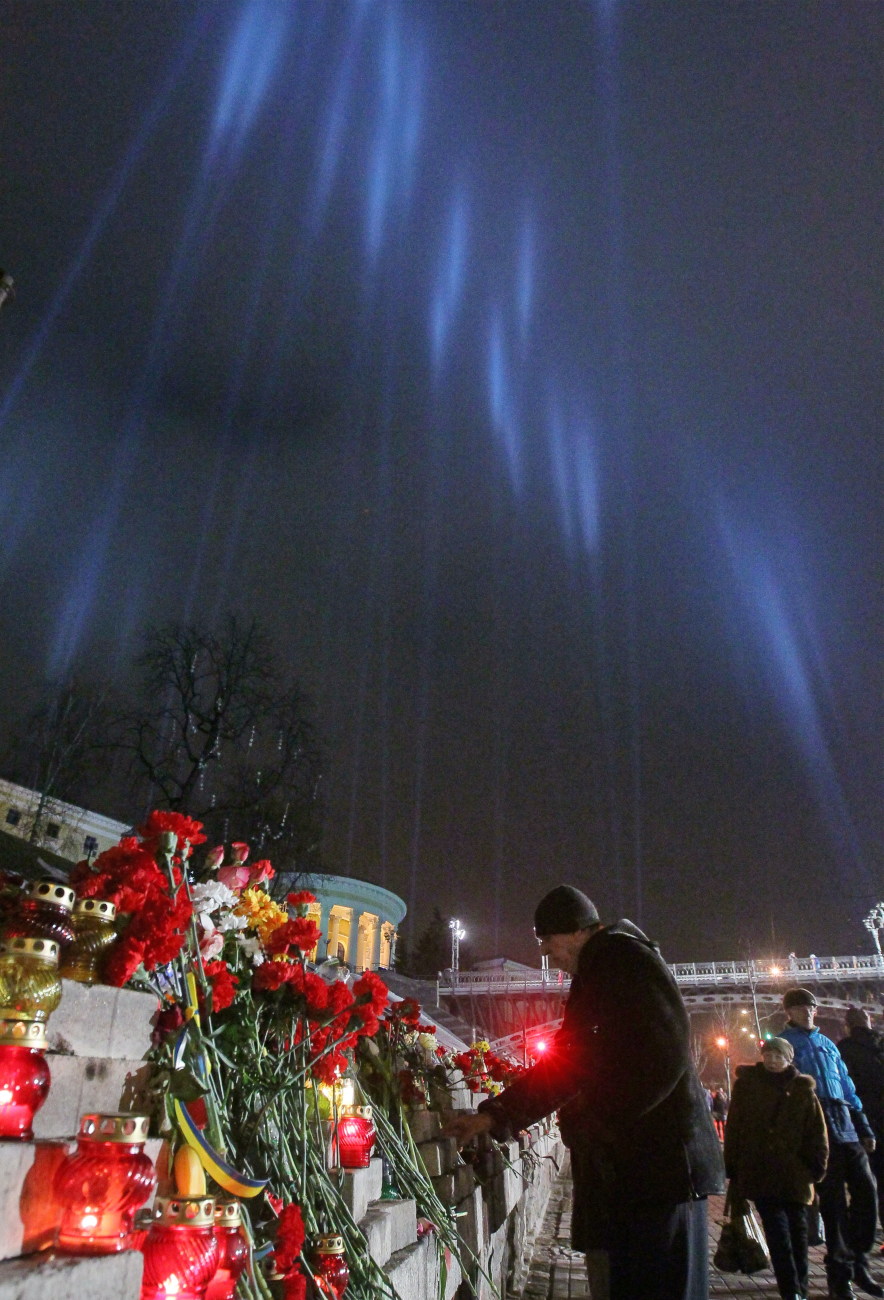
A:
[59,899,117,984]
[0,937,61,1021]
[308,1234,349,1299]
[140,1195,220,1300]
[1,881,76,949]
[0,1018,50,1139]
[204,1199,249,1300]
[336,1106,375,1169]
[54,1112,156,1253]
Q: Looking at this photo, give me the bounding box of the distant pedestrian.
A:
[779,988,881,1300]
[724,1036,828,1300]
[838,1008,884,1229]
[711,1088,729,1124]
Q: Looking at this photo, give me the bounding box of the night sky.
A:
[0,1,880,964]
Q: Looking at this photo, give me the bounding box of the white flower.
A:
[191,881,239,914]
[237,934,265,967]
[418,1033,437,1052]
[217,912,249,933]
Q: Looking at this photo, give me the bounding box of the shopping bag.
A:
[714,1186,772,1275]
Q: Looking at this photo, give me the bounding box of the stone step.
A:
[359,1195,416,1267]
[414,1135,458,1178]
[48,982,157,1061]
[334,1157,383,1225]
[0,1137,165,1262]
[34,1055,153,1140]
[0,1247,143,1299]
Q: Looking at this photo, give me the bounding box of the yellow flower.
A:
[234,888,289,945]
[471,1039,490,1053]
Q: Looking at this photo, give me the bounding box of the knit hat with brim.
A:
[783,987,817,1009]
[533,886,599,936]
[761,1037,795,1062]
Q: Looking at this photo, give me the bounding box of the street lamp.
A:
[449,918,465,973]
[715,1036,732,1100]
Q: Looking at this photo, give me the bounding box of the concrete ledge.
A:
[49,983,157,1061]
[406,1108,442,1144]
[360,1196,416,1267]
[432,1163,475,1205]
[34,1057,153,1140]
[335,1158,383,1225]
[0,1248,143,1300]
[385,1235,435,1296]
[415,1136,458,1177]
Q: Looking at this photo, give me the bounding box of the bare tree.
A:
[117,615,324,870]
[1,678,112,847]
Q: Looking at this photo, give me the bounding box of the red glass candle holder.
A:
[308,1234,349,1299]
[54,1112,156,1254]
[336,1107,375,1169]
[141,1196,220,1300]
[0,1018,50,1139]
[205,1199,248,1300]
[2,881,76,949]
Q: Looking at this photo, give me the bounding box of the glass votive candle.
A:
[0,1018,50,1139]
[0,937,61,1021]
[308,1234,349,1299]
[205,1199,249,1300]
[59,900,117,984]
[54,1112,156,1253]
[140,1195,220,1300]
[336,1106,375,1169]
[1,881,76,949]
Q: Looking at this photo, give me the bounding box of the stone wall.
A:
[0,982,561,1300]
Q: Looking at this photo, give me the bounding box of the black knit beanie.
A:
[534,885,600,936]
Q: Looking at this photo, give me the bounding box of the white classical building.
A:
[284,872,406,973]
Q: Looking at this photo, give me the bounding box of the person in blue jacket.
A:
[779,988,882,1300]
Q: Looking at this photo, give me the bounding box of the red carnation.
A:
[272,1202,306,1274]
[353,970,388,1018]
[396,997,421,1026]
[302,971,329,1016]
[286,890,316,909]
[253,959,297,992]
[137,810,206,854]
[103,936,145,987]
[247,859,275,886]
[203,960,239,1013]
[265,918,321,958]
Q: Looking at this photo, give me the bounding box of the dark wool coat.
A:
[837,1027,884,1134]
[477,920,724,1251]
[723,1063,829,1205]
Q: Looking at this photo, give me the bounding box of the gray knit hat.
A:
[761,1037,795,1062]
[533,886,599,937]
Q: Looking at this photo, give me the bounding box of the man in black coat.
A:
[839,1007,884,1228]
[443,885,724,1300]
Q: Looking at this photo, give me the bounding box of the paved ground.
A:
[513,1156,884,1298]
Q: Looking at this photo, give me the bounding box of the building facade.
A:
[0,777,131,863]
[282,872,406,973]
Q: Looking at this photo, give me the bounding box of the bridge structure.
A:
[437,955,884,1056]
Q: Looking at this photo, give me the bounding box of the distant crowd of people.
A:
[723,993,884,1300]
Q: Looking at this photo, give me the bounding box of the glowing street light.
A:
[449,918,466,972]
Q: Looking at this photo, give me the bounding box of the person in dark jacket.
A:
[724,1037,829,1300]
[838,1008,884,1228]
[780,988,882,1300]
[443,885,724,1300]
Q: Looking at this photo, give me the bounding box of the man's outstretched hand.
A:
[441,1111,494,1149]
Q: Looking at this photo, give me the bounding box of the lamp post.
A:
[715,1036,731,1100]
[863,904,884,959]
[449,918,465,973]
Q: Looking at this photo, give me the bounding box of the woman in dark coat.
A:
[724,1037,829,1300]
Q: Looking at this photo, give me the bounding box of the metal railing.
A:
[438,954,884,997]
